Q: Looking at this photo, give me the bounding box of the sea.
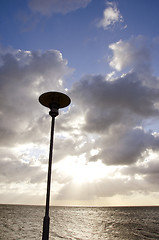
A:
[0,205,159,240]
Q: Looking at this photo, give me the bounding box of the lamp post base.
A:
[42,215,50,240]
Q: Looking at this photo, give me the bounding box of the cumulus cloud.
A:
[69,70,159,167]
[70,73,159,127]
[51,36,159,202]
[1,35,159,204]
[29,0,92,15]
[97,128,159,165]
[0,46,73,199]
[109,36,151,72]
[0,48,72,147]
[97,1,125,30]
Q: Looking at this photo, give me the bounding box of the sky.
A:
[1,0,159,206]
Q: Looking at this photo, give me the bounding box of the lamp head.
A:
[39,91,71,117]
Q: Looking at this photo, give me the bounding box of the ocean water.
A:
[0,205,159,240]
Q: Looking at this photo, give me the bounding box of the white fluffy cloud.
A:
[97,1,125,30]
[0,48,72,145]
[29,0,92,15]
[109,36,151,71]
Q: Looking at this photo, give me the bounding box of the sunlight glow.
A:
[54,155,108,184]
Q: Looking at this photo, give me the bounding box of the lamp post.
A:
[39,91,71,240]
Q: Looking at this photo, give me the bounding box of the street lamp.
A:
[39,91,71,240]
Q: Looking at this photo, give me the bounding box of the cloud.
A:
[0,155,45,184]
[0,48,72,147]
[29,0,92,15]
[70,73,159,127]
[109,36,151,71]
[97,1,125,30]
[0,46,73,201]
[58,37,159,201]
[69,70,159,167]
[1,35,159,204]
[54,178,132,201]
[97,128,159,165]
[53,163,154,201]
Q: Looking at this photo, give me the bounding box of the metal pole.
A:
[42,110,56,240]
[39,91,71,240]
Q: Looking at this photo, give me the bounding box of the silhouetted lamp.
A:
[39,91,71,240]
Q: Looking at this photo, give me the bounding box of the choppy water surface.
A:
[0,205,159,239]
